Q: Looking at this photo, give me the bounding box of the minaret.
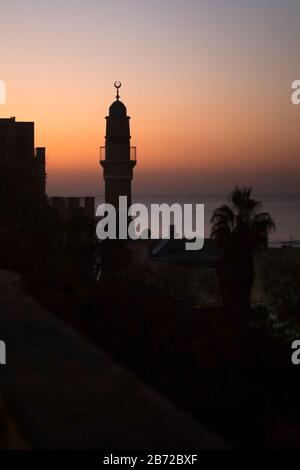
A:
[100,82,136,208]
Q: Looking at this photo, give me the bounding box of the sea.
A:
[94,194,300,247]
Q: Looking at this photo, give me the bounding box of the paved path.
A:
[0,270,226,449]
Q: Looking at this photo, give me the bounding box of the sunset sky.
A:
[1,0,300,196]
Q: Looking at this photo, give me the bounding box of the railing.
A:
[100,146,137,163]
[130,146,137,162]
[100,146,105,162]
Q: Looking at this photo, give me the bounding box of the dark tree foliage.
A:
[211,186,275,323]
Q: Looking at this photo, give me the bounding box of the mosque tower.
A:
[100,82,136,208]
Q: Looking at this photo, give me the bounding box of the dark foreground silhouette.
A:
[0,188,299,449]
[211,186,275,332]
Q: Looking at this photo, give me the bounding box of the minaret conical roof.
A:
[109,100,127,117]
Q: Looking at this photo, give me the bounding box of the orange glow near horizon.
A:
[1,1,300,195]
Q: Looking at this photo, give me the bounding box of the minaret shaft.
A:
[100,83,136,208]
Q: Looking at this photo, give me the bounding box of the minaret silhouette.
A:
[101,82,136,208]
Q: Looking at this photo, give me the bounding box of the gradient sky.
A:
[1,0,300,196]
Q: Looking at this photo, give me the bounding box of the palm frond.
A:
[210,204,234,225]
[210,186,275,251]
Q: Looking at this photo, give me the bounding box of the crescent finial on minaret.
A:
[114,81,121,100]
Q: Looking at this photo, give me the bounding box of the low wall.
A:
[0,270,226,450]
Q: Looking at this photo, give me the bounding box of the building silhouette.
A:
[0,117,46,207]
[49,196,95,221]
[100,82,136,208]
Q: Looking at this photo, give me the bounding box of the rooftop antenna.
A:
[114,81,121,101]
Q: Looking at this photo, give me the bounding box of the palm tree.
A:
[211,186,275,323]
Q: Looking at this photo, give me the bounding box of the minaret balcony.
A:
[100,146,137,165]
